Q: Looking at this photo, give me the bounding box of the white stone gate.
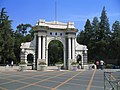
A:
[20,20,88,70]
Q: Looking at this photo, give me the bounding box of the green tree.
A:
[98,6,111,60]
[99,6,111,41]
[0,8,15,64]
[88,17,100,60]
[77,19,93,61]
[16,23,32,35]
[84,19,92,45]
[77,7,112,61]
[77,30,85,45]
[48,40,63,65]
[77,19,92,45]
[92,17,99,41]
[110,21,120,59]
[14,23,32,63]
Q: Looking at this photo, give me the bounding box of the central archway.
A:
[48,40,64,66]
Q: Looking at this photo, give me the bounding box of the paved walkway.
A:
[0,67,120,90]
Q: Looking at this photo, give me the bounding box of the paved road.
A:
[0,68,119,90]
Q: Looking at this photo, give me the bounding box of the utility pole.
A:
[55,0,57,22]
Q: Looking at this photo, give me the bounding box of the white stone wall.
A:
[20,42,35,63]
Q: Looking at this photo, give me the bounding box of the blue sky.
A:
[0,0,120,31]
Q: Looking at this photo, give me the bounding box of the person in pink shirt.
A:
[96,60,100,69]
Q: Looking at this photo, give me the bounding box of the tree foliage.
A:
[0,8,33,64]
[14,23,33,63]
[16,24,32,36]
[0,8,15,64]
[48,40,63,65]
[77,7,120,65]
[111,21,120,59]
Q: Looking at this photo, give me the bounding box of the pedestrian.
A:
[100,60,104,70]
[96,60,99,69]
[6,61,9,67]
[78,61,81,69]
[11,61,14,67]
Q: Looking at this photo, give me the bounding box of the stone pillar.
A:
[68,38,71,59]
[42,36,46,59]
[33,54,35,63]
[64,43,66,69]
[81,54,84,68]
[33,54,36,70]
[68,37,71,70]
[72,38,75,60]
[46,48,48,65]
[83,51,87,64]
[25,53,27,63]
[38,36,41,59]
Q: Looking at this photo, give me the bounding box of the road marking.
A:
[52,71,84,90]
[0,87,8,90]
[0,71,59,86]
[16,71,68,90]
[86,69,96,90]
[111,74,116,80]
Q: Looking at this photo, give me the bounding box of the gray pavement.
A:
[0,66,120,90]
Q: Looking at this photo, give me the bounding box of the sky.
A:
[0,0,120,31]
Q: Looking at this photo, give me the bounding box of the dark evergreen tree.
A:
[77,30,85,45]
[77,7,112,62]
[88,17,100,60]
[14,23,32,63]
[92,17,99,41]
[77,19,94,61]
[95,6,111,60]
[99,6,111,41]
[77,19,92,46]
[0,8,15,64]
[111,21,120,59]
[83,19,92,45]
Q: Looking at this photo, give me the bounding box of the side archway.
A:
[27,54,34,64]
[77,54,82,64]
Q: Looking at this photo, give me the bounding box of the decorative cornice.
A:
[32,25,78,32]
[33,20,78,32]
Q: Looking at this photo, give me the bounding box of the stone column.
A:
[68,38,71,59]
[72,38,75,60]
[38,36,41,59]
[42,36,46,59]
[83,51,88,64]
[64,43,66,69]
[81,54,84,68]
[46,48,48,65]
[32,54,35,70]
[68,37,71,70]
[25,53,27,63]
[33,54,35,63]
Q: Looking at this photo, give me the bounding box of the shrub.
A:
[105,64,113,69]
[71,62,78,65]
[56,61,63,64]
[39,61,46,65]
[19,61,26,64]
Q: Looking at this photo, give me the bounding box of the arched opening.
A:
[77,54,82,64]
[27,54,34,64]
[48,40,64,66]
